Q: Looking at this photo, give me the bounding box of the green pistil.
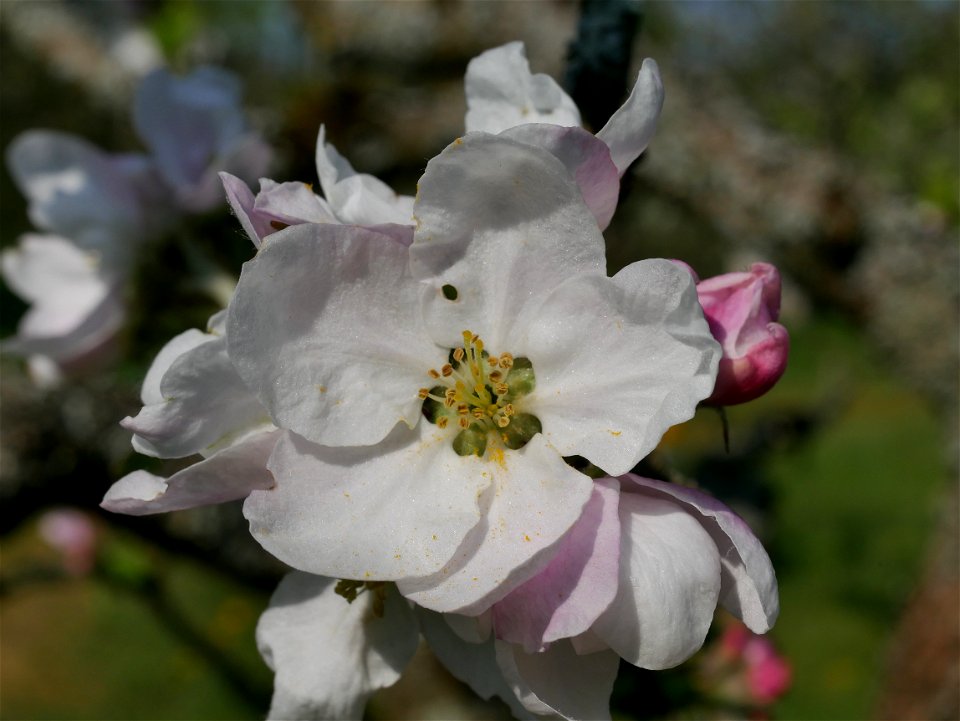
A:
[421,330,541,457]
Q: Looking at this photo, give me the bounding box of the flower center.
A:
[420,330,541,457]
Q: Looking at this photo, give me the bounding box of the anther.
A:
[488,356,499,368]
[453,348,465,362]
[418,388,430,399]
[437,416,449,429]
[496,416,511,428]
[495,382,509,396]
[489,370,503,383]
[500,353,514,369]
[441,364,453,377]
[472,408,485,419]
[457,404,469,415]
[428,369,441,379]
[503,403,515,416]
[458,417,470,430]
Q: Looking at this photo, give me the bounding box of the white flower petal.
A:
[492,478,620,653]
[245,425,489,581]
[592,492,721,670]
[397,435,593,615]
[101,430,279,515]
[416,608,531,720]
[136,328,210,405]
[227,222,443,447]
[596,59,664,177]
[499,124,620,230]
[258,573,418,721]
[623,475,779,633]
[495,640,619,721]
[528,259,719,476]
[411,132,605,351]
[2,235,124,365]
[315,126,414,225]
[123,330,271,459]
[465,42,581,134]
[444,609,492,643]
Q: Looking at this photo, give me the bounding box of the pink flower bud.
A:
[694,263,789,406]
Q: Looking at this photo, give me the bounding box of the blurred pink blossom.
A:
[38,509,98,576]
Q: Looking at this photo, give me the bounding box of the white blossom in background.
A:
[133,67,272,213]
[3,66,271,384]
[103,42,780,721]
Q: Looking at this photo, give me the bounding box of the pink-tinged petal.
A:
[227,223,443,447]
[101,430,279,515]
[464,42,581,134]
[221,174,336,248]
[499,124,620,230]
[245,425,489,582]
[621,475,779,633]
[596,59,664,177]
[364,223,414,247]
[493,478,620,653]
[6,132,157,267]
[254,178,335,225]
[220,172,271,248]
[528,259,719,476]
[411,132,605,352]
[416,608,531,720]
[709,324,789,406]
[695,263,789,405]
[315,126,414,225]
[258,573,418,721]
[495,640,619,721]
[592,491,722,669]
[397,435,593,615]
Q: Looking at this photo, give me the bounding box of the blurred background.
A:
[1,1,957,719]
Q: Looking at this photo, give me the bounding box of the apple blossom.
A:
[96,43,786,721]
[1,234,124,387]
[230,130,718,616]
[133,66,272,213]
[6,131,166,270]
[694,263,790,405]
[4,66,271,382]
[38,508,98,576]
